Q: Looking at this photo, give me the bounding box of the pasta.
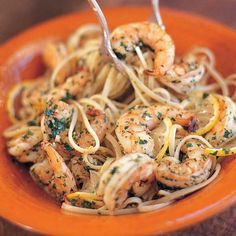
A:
[3,21,236,215]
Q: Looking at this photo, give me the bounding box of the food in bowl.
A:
[3,21,236,215]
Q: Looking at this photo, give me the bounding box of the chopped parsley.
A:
[45,108,54,116]
[188,62,197,71]
[212,135,217,140]
[32,143,41,152]
[139,138,148,145]
[142,111,152,119]
[120,41,127,50]
[70,198,78,206]
[210,151,218,155]
[22,130,34,140]
[60,91,75,102]
[223,149,230,155]
[186,143,193,148]
[81,201,95,209]
[223,129,231,139]
[202,93,209,99]
[179,152,187,162]
[47,118,66,138]
[64,143,74,151]
[157,112,162,120]
[110,166,118,175]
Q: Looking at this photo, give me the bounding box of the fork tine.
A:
[87,0,125,73]
[151,0,165,30]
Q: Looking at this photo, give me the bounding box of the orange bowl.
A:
[1,7,236,236]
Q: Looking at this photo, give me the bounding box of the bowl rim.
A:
[1,6,236,236]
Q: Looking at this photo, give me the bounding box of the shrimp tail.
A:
[144,69,161,77]
[175,116,198,133]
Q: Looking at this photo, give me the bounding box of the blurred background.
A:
[0,0,236,44]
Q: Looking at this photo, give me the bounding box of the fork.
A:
[87,0,165,73]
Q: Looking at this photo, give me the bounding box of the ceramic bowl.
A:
[0,7,236,236]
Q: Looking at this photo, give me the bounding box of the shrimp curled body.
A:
[157,55,205,94]
[97,153,155,211]
[30,143,77,200]
[115,105,195,157]
[155,142,212,188]
[111,21,175,75]
[206,95,236,147]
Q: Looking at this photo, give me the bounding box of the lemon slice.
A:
[182,92,220,136]
[204,147,236,157]
[151,117,172,162]
[194,94,220,135]
[6,81,33,123]
[66,192,102,201]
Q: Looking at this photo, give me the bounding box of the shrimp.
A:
[111,21,175,75]
[76,107,108,148]
[43,42,78,84]
[155,141,212,188]
[10,77,49,120]
[68,156,90,189]
[43,42,68,70]
[48,66,91,101]
[30,159,53,185]
[97,153,155,211]
[115,105,195,156]
[43,101,108,156]
[206,95,236,147]
[43,100,73,140]
[4,126,43,163]
[30,143,77,200]
[157,55,205,94]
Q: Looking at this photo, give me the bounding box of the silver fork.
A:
[151,0,165,30]
[87,0,165,73]
[87,0,125,72]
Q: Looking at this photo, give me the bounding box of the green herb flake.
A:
[70,198,78,206]
[142,111,152,119]
[64,143,74,151]
[45,108,54,116]
[212,135,217,140]
[202,93,209,99]
[186,143,193,148]
[110,166,118,175]
[120,41,127,49]
[223,129,231,139]
[139,138,148,145]
[60,91,75,102]
[223,149,230,155]
[210,151,218,155]
[47,118,66,138]
[32,143,40,152]
[234,116,236,124]
[81,201,95,209]
[157,112,162,120]
[22,130,34,140]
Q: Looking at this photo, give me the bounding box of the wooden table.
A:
[0,0,236,235]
